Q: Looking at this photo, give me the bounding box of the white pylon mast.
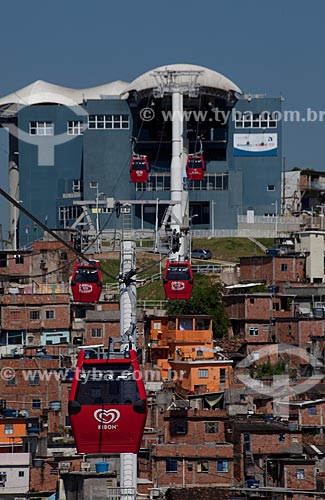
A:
[118,203,138,500]
[152,70,202,261]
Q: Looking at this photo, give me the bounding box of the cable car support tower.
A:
[152,69,202,260]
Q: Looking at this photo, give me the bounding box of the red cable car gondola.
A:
[163,260,194,300]
[130,155,149,183]
[186,154,205,181]
[71,260,102,303]
[68,349,147,454]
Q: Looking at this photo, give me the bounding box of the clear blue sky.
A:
[0,0,325,235]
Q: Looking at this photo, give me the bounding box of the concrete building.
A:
[0,64,283,248]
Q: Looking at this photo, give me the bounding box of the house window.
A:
[18,471,25,477]
[4,424,13,434]
[267,185,275,191]
[250,298,255,304]
[0,472,7,483]
[0,254,7,267]
[308,406,317,416]
[67,120,84,135]
[197,460,209,473]
[32,399,41,409]
[91,328,102,338]
[46,310,55,319]
[296,468,305,480]
[153,321,161,330]
[205,422,219,433]
[29,121,54,135]
[217,460,229,472]
[59,251,68,260]
[279,433,286,442]
[292,436,299,443]
[29,373,40,386]
[7,376,16,386]
[220,368,226,383]
[281,264,288,272]
[88,114,130,130]
[15,254,24,264]
[166,458,178,472]
[171,421,187,435]
[198,369,209,378]
[249,327,258,336]
[30,310,40,320]
[10,309,22,319]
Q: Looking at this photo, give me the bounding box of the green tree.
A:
[166,279,230,338]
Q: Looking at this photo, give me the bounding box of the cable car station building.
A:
[0,64,282,248]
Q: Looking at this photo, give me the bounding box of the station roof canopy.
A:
[0,79,128,109]
[123,63,241,96]
[0,64,241,113]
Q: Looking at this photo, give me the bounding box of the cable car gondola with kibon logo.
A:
[71,260,102,303]
[163,260,194,300]
[68,349,147,454]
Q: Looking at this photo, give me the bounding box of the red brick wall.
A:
[283,462,315,490]
[153,443,234,487]
[1,294,70,330]
[240,256,305,289]
[246,431,301,455]
[0,357,71,431]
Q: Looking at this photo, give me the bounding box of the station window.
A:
[234,112,278,129]
[88,114,129,130]
[67,120,84,135]
[29,121,54,135]
[73,180,82,192]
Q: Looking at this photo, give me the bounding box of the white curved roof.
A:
[0,79,129,107]
[123,63,241,95]
[0,64,241,109]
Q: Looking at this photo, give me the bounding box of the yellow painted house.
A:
[149,315,232,393]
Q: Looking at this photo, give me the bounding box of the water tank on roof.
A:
[313,308,324,318]
[3,409,18,417]
[50,401,61,411]
[95,462,109,473]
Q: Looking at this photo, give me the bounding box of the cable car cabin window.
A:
[187,158,203,168]
[75,363,140,405]
[74,268,100,283]
[132,161,147,171]
[165,265,191,281]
